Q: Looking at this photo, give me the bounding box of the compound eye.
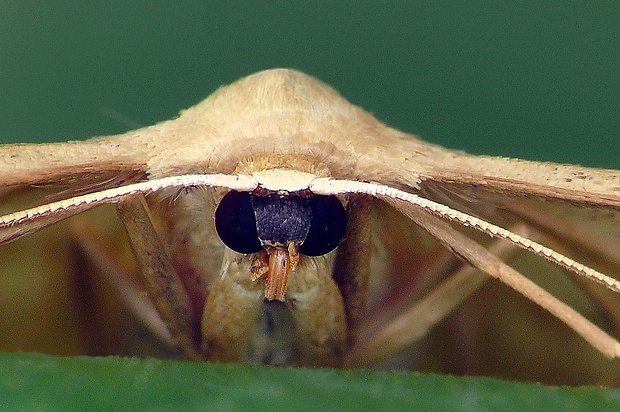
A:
[214,190,262,254]
[299,195,347,256]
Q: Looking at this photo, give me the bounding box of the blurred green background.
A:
[1,2,618,168]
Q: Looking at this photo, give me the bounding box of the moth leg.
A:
[344,224,526,367]
[117,194,201,360]
[69,215,175,348]
[200,250,265,362]
[571,273,620,339]
[384,196,620,359]
[332,195,372,345]
[286,253,347,367]
[517,222,620,383]
[501,202,620,337]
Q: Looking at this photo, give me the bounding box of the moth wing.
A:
[346,141,620,383]
[0,129,152,217]
[421,181,620,269]
[352,127,620,288]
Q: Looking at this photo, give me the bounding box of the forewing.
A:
[347,142,620,383]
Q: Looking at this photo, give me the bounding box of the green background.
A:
[1,2,619,168]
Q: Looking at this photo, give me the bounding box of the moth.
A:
[1,69,620,384]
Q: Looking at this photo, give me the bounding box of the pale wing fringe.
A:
[0,174,258,243]
[310,178,620,294]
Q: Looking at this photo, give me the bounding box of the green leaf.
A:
[0,352,618,412]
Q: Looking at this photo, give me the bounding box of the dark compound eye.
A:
[299,195,347,256]
[214,190,262,254]
[214,191,347,257]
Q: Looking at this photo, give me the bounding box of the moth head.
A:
[214,188,347,301]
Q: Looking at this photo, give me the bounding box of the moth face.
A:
[214,189,347,300]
